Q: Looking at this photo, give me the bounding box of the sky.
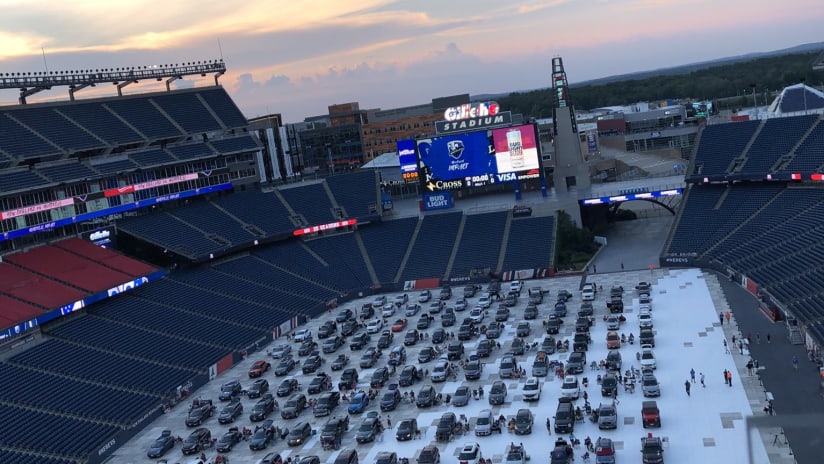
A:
[0,0,822,123]
[115,268,774,464]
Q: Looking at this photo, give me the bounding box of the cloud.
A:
[517,0,569,14]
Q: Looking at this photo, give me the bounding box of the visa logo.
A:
[496,172,518,182]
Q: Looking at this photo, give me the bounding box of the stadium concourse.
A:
[111,269,784,464]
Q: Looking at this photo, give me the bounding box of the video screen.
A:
[491,125,540,173]
[416,131,495,183]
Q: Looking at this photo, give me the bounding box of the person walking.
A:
[620,262,624,271]
[723,339,730,354]
[719,312,724,325]
[726,370,733,387]
[723,369,729,385]
[387,415,392,429]
[756,333,761,344]
[792,355,799,370]
[690,368,696,383]
[699,372,705,387]
[725,311,731,324]
[767,333,771,343]
[746,359,754,376]
[685,380,691,397]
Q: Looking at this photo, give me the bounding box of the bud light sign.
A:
[422,191,454,211]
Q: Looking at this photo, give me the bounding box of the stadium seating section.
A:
[669,113,824,351]
[324,170,380,220]
[450,211,509,278]
[279,182,338,225]
[502,215,556,272]
[400,212,463,281]
[360,216,418,285]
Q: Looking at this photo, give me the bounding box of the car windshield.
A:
[359,422,374,432]
[500,360,513,369]
[184,435,199,444]
[221,405,235,413]
[477,416,490,425]
[419,451,436,463]
[286,399,298,407]
[350,395,364,404]
[644,377,657,385]
[491,384,504,393]
[458,450,478,460]
[524,382,537,390]
[642,352,653,359]
[153,438,167,447]
[221,384,235,392]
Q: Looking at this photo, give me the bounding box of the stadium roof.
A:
[361,151,400,169]
[767,83,824,115]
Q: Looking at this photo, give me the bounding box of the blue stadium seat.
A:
[689,120,759,179]
[36,162,99,183]
[325,170,380,220]
[738,115,817,175]
[211,189,295,237]
[10,107,105,152]
[91,157,139,175]
[104,97,182,139]
[450,211,509,278]
[56,102,143,145]
[780,119,824,173]
[168,142,216,161]
[359,217,418,285]
[47,315,228,369]
[151,92,222,133]
[211,135,260,154]
[168,200,259,245]
[0,170,49,194]
[502,215,556,271]
[305,234,374,289]
[400,212,463,281]
[130,148,176,167]
[9,338,195,395]
[279,182,338,225]
[251,243,342,297]
[0,114,62,159]
[197,87,249,129]
[117,212,227,259]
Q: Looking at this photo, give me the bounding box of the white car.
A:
[293,328,311,342]
[431,359,449,382]
[458,442,483,464]
[640,345,657,370]
[560,374,580,399]
[606,316,621,331]
[581,283,596,301]
[477,293,492,309]
[405,304,421,317]
[381,304,396,318]
[638,313,653,329]
[469,307,485,323]
[509,280,523,294]
[418,290,431,303]
[269,343,292,359]
[366,318,383,334]
[373,295,387,307]
[394,294,409,306]
[522,377,542,401]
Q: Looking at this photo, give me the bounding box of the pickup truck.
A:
[607,298,624,313]
[641,436,665,464]
[641,400,661,428]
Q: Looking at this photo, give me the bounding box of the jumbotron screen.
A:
[416,124,541,191]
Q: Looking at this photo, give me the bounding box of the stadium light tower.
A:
[0,60,227,104]
[750,83,758,120]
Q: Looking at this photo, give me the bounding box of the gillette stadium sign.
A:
[436,101,512,134]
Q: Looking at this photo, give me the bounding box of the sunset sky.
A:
[0,0,822,122]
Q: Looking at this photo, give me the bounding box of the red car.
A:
[391,319,408,332]
[248,360,271,378]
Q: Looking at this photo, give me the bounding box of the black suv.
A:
[356,417,382,443]
[250,394,276,422]
[399,365,420,387]
[566,351,586,374]
[447,340,464,360]
[186,400,215,427]
[314,391,341,417]
[248,378,270,399]
[339,368,359,390]
[287,422,313,447]
[302,355,324,374]
[308,373,332,394]
[323,336,345,354]
[370,367,390,388]
[281,393,307,419]
[318,320,337,339]
[218,380,242,401]
[277,378,299,397]
[248,420,275,450]
[416,385,436,408]
[435,412,458,442]
[321,415,350,443]
[396,418,419,441]
[601,373,618,397]
[349,332,370,350]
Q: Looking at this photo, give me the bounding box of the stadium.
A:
[0,55,821,464]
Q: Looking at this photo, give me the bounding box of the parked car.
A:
[356,416,382,443]
[323,336,345,354]
[381,385,402,411]
[399,365,421,386]
[404,329,420,346]
[457,442,483,464]
[377,330,394,349]
[186,399,216,427]
[249,360,271,378]
[308,372,332,394]
[281,393,307,419]
[370,367,390,388]
[348,391,370,414]
[373,295,387,307]
[435,412,459,442]
[405,303,421,317]
[601,373,618,397]
[293,328,312,343]
[314,391,341,417]
[597,403,618,429]
[277,378,299,397]
[464,360,484,380]
[475,409,495,436]
[218,380,242,401]
[418,444,440,464]
[488,380,508,405]
[287,422,313,447]
[514,408,534,435]
[396,418,419,441]
[366,318,384,334]
[640,345,657,370]
[391,319,408,332]
[146,430,175,458]
[250,394,276,422]
[606,331,621,350]
[560,375,580,399]
[318,320,338,339]
[524,304,539,320]
[275,356,297,376]
[216,428,242,453]
[641,435,665,464]
[522,377,542,401]
[302,354,324,374]
[416,385,436,408]
[516,321,531,337]
[642,400,661,428]
[218,398,243,424]
[642,373,661,397]
[418,290,431,303]
[339,368,359,390]
[182,427,212,455]
[270,344,292,359]
[248,378,270,399]
[453,385,471,407]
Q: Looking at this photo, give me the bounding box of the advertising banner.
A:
[417,131,495,184]
[587,133,598,153]
[422,191,454,211]
[491,125,540,173]
[397,139,417,174]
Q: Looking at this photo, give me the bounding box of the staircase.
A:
[354,231,380,287]
[443,215,467,279]
[496,213,514,272]
[394,217,424,284]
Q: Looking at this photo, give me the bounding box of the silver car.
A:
[642,373,661,397]
[453,385,471,407]
[597,403,618,430]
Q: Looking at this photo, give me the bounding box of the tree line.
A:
[500,52,822,118]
